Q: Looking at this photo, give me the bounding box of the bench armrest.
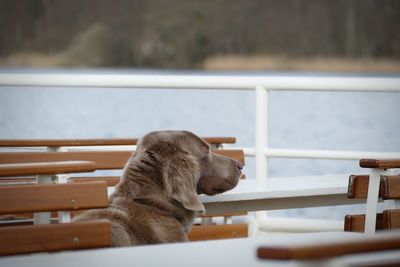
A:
[360,159,400,169]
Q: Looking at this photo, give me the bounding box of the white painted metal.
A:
[257,217,344,233]
[364,169,381,234]
[223,216,233,224]
[200,217,213,225]
[33,174,53,225]
[241,147,400,160]
[255,85,268,192]
[55,174,71,223]
[1,73,400,91]
[255,85,269,228]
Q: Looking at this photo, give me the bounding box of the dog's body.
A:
[73,131,242,246]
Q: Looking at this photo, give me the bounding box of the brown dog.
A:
[73,130,242,246]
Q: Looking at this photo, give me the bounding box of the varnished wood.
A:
[69,176,121,186]
[0,161,96,177]
[360,159,400,169]
[0,220,112,256]
[0,151,132,170]
[0,138,138,147]
[344,213,383,232]
[0,149,244,170]
[214,149,245,164]
[188,224,247,241]
[383,209,400,229]
[0,137,236,147]
[257,233,400,260]
[0,181,108,214]
[347,175,372,198]
[381,175,400,199]
[347,175,400,199]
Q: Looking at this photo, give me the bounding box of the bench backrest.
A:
[0,161,112,256]
[345,159,400,232]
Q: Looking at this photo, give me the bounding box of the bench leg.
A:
[33,174,53,225]
[56,174,71,223]
[364,169,381,234]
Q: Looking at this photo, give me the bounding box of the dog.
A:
[73,130,242,246]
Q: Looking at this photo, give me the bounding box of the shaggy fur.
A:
[73,130,242,246]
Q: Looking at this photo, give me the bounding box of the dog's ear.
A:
[163,153,205,213]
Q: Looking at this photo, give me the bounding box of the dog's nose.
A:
[236,161,243,171]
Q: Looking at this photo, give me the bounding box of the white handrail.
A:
[0,73,400,91]
[241,148,400,160]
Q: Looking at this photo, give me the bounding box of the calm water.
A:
[1,68,400,219]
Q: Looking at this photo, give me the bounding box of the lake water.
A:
[1,68,399,219]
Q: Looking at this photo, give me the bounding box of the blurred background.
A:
[1,0,400,72]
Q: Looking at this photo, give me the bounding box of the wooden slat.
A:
[381,175,400,199]
[0,181,108,214]
[0,220,112,256]
[257,233,400,260]
[69,176,121,187]
[188,224,248,241]
[383,209,400,229]
[0,151,132,170]
[0,149,244,170]
[0,161,96,177]
[347,175,385,199]
[347,175,400,199]
[0,137,235,147]
[347,175,371,198]
[360,159,400,169]
[203,137,236,145]
[344,213,384,232]
[213,149,245,165]
[0,138,138,147]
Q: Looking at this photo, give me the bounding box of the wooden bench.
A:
[0,161,112,256]
[0,137,247,242]
[344,159,400,233]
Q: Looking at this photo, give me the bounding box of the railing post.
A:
[256,85,268,190]
[254,85,269,226]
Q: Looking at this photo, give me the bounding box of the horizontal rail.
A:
[242,148,400,160]
[0,73,400,91]
[0,137,236,147]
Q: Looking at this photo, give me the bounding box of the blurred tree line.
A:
[0,0,399,68]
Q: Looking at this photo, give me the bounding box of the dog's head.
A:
[136,130,242,213]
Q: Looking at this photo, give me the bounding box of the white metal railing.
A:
[1,72,400,231]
